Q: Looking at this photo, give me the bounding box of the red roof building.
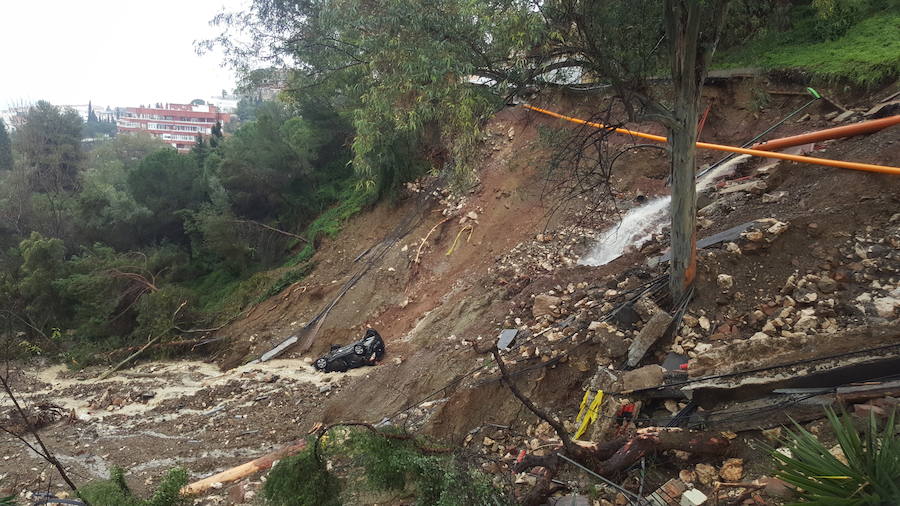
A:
[116,103,229,151]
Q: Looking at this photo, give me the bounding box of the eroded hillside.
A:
[2,79,899,504]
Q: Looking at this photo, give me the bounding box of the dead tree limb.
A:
[181,439,308,495]
[512,428,732,505]
[490,346,579,455]
[96,334,165,381]
[231,219,309,243]
[96,301,187,380]
[107,269,159,293]
[0,374,87,503]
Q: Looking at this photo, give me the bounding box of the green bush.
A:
[345,428,510,506]
[812,0,870,40]
[260,429,508,505]
[773,408,900,505]
[262,444,341,506]
[78,466,189,506]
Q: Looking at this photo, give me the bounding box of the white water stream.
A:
[578,155,750,266]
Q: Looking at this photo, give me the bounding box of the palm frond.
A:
[772,406,899,506]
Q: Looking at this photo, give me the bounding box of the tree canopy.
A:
[206,0,732,298]
[0,119,12,171]
[13,101,84,193]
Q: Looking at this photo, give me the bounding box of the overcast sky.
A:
[0,0,246,108]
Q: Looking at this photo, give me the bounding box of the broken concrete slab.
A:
[622,365,665,391]
[658,222,756,263]
[627,311,674,367]
[832,110,859,122]
[260,335,298,362]
[719,179,767,195]
[863,100,900,118]
[497,329,518,351]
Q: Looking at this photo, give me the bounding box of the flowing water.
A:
[578,155,750,267]
[579,196,671,266]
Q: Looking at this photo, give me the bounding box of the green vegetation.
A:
[78,466,189,506]
[262,443,342,506]
[0,119,12,171]
[345,428,508,505]
[773,408,900,505]
[287,183,373,267]
[262,429,509,506]
[0,98,366,365]
[717,2,900,86]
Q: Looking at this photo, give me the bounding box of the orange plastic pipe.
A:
[751,115,900,151]
[521,104,900,176]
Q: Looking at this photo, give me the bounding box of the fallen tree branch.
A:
[512,429,733,506]
[96,301,187,380]
[0,374,86,503]
[107,269,159,293]
[99,337,225,360]
[180,439,308,495]
[490,346,578,455]
[446,225,473,256]
[96,334,164,381]
[491,345,733,505]
[231,219,309,243]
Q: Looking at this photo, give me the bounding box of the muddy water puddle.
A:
[7,358,368,422]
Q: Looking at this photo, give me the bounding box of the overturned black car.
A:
[314,329,386,373]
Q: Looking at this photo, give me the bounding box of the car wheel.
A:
[353,344,366,356]
[314,358,328,371]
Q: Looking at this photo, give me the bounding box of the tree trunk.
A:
[665,0,728,302]
[514,429,733,506]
